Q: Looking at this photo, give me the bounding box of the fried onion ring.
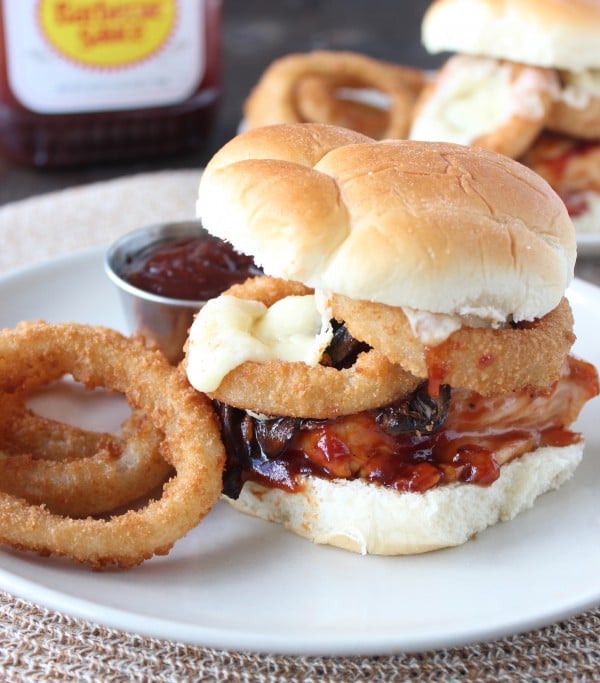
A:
[547,72,600,140]
[409,55,558,159]
[0,394,172,517]
[0,322,225,569]
[295,75,398,139]
[244,50,425,139]
[191,277,421,419]
[329,294,575,396]
[0,392,122,462]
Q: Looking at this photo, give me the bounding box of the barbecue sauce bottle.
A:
[0,0,221,166]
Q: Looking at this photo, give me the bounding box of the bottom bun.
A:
[226,443,584,554]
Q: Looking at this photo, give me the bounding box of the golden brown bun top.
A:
[197,123,575,321]
[423,0,600,71]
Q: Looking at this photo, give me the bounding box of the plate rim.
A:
[0,558,598,656]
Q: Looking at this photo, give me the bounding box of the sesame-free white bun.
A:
[422,0,600,72]
[197,123,575,321]
[227,442,583,555]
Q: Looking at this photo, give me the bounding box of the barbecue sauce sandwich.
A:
[413,0,600,235]
[184,123,598,555]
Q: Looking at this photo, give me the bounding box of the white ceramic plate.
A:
[0,248,598,656]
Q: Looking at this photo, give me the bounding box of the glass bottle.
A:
[0,0,222,166]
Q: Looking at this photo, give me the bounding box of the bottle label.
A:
[2,0,206,114]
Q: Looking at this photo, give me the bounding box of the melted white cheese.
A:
[401,307,462,346]
[186,294,333,393]
[402,306,506,346]
[409,55,549,145]
[560,68,600,108]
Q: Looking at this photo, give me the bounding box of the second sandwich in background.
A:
[412,0,600,236]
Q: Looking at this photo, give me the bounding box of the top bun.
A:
[422,0,600,72]
[197,123,575,321]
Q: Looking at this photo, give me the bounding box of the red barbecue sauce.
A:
[243,356,598,495]
[543,141,596,218]
[121,234,262,301]
[563,193,590,218]
[525,135,597,218]
[542,138,596,187]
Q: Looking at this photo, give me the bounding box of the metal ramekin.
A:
[104,220,208,364]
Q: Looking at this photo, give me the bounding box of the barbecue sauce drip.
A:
[216,353,597,499]
[524,133,597,218]
[121,234,262,301]
[541,137,596,188]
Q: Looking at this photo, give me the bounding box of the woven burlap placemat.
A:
[0,591,598,682]
[0,170,200,273]
[0,171,598,681]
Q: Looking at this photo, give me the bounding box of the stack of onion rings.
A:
[0,321,225,569]
[244,50,425,139]
[328,293,575,396]
[198,277,421,419]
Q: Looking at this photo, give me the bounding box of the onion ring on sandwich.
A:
[244,50,425,139]
[0,394,172,518]
[328,294,575,396]
[189,276,421,419]
[186,122,599,555]
[0,322,225,569]
[547,71,600,140]
[409,55,558,159]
